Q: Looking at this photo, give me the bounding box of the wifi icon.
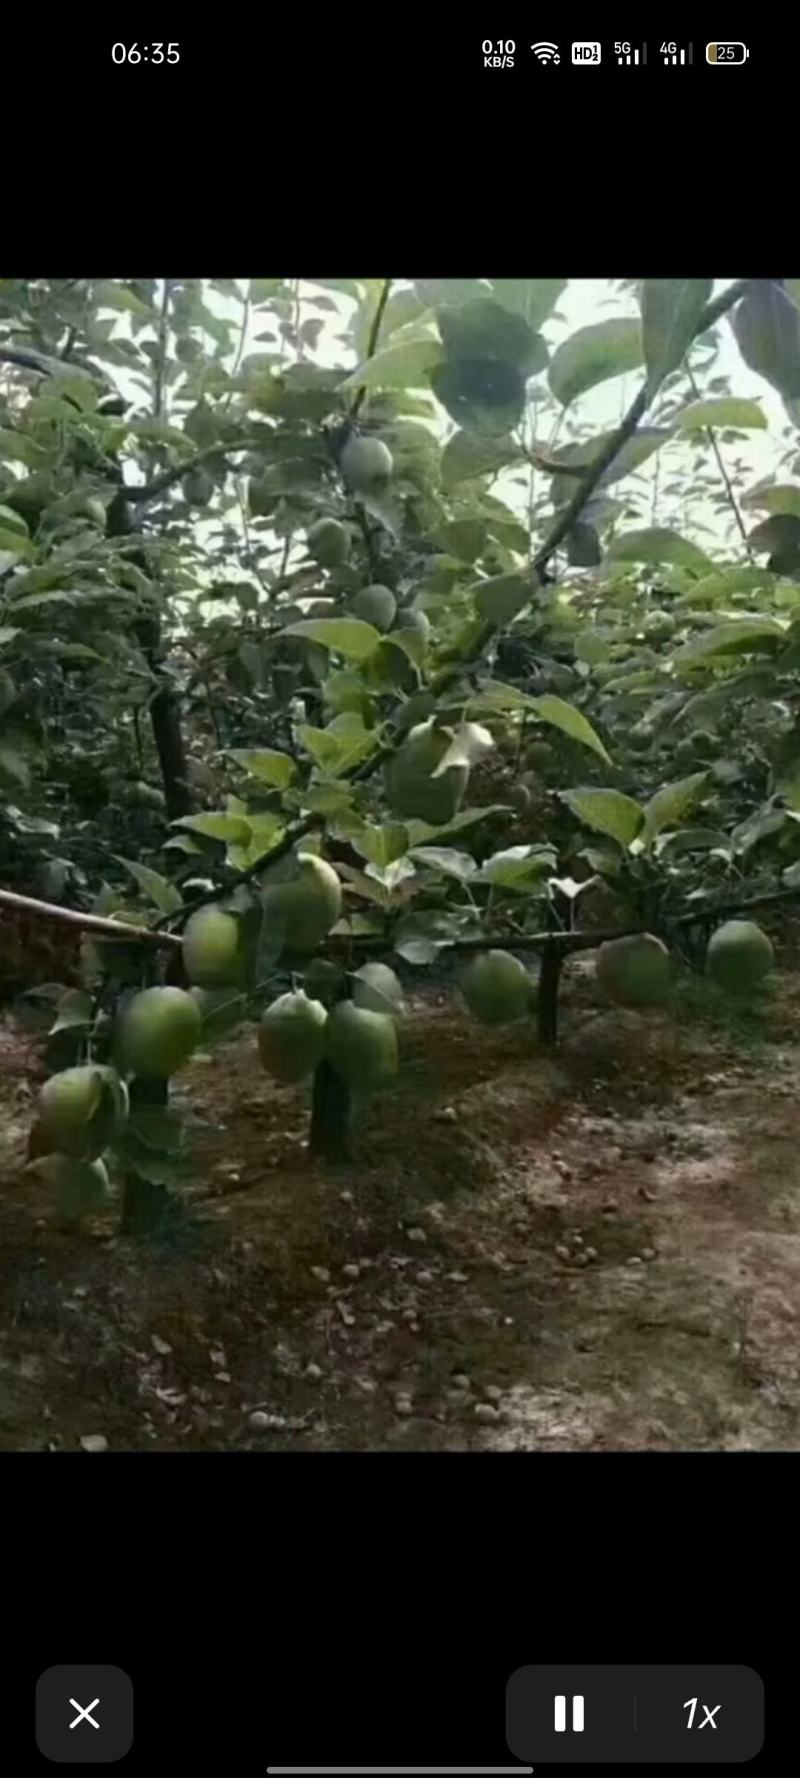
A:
[531,41,561,63]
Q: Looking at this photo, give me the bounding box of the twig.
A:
[686,363,751,552]
[350,277,393,419]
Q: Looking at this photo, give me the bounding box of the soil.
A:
[2,951,800,1453]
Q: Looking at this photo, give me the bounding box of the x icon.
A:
[69,1697,100,1730]
[700,1704,721,1729]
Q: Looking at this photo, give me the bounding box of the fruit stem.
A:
[309,1059,352,1163]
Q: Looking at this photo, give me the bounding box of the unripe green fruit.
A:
[596,933,671,1008]
[258,990,328,1083]
[119,985,202,1079]
[353,584,396,631]
[183,906,246,990]
[339,434,393,494]
[307,517,350,567]
[325,1000,398,1088]
[706,920,773,994]
[384,719,468,825]
[38,1064,129,1160]
[262,853,342,956]
[642,610,675,642]
[44,1155,112,1226]
[183,469,214,506]
[395,606,431,643]
[461,950,532,1025]
[352,961,406,1018]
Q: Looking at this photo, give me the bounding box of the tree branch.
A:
[0,886,182,947]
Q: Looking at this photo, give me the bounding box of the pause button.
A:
[555,1693,584,1732]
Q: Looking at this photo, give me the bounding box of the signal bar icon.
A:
[555,1694,585,1732]
[617,42,647,65]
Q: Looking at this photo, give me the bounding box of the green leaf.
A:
[478,844,557,890]
[0,528,33,559]
[227,813,285,872]
[392,909,458,963]
[351,823,410,868]
[732,281,800,399]
[408,847,477,881]
[741,482,800,519]
[530,695,611,763]
[747,514,800,554]
[114,858,183,915]
[227,748,297,789]
[607,528,713,571]
[549,318,643,407]
[673,618,786,663]
[414,278,490,308]
[440,430,522,491]
[489,278,567,330]
[0,504,29,537]
[642,772,709,842]
[561,787,644,847]
[299,714,378,776]
[675,397,767,431]
[341,337,442,391]
[442,518,488,563]
[438,299,547,374]
[548,428,670,505]
[281,618,381,661]
[403,804,511,844]
[174,813,251,843]
[641,278,712,389]
[94,280,154,317]
[430,360,526,436]
[473,573,533,625]
[467,679,542,716]
[50,989,94,1035]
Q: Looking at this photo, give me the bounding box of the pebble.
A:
[447,1271,468,1283]
[416,1270,434,1286]
[585,1246,598,1262]
[627,1255,644,1267]
[484,1385,503,1403]
[555,1245,571,1263]
[394,1395,413,1417]
[435,1106,458,1123]
[575,1252,590,1268]
[342,1263,360,1280]
[452,1374,472,1391]
[80,1435,108,1453]
[406,1227,427,1243]
[602,1197,619,1213]
[474,1402,501,1425]
[642,1247,657,1262]
[248,1411,272,1431]
[304,1363,323,1382]
[339,1190,354,1204]
[310,1266,331,1284]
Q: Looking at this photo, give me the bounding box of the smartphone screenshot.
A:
[0,21,791,1773]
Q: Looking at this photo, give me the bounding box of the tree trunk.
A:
[309,1060,352,1163]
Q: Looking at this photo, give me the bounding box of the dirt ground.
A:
[2,951,800,1453]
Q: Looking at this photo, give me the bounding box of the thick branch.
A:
[0,886,181,948]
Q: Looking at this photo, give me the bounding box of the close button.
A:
[36,1666,133,1763]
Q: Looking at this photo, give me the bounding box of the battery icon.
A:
[706,42,748,62]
